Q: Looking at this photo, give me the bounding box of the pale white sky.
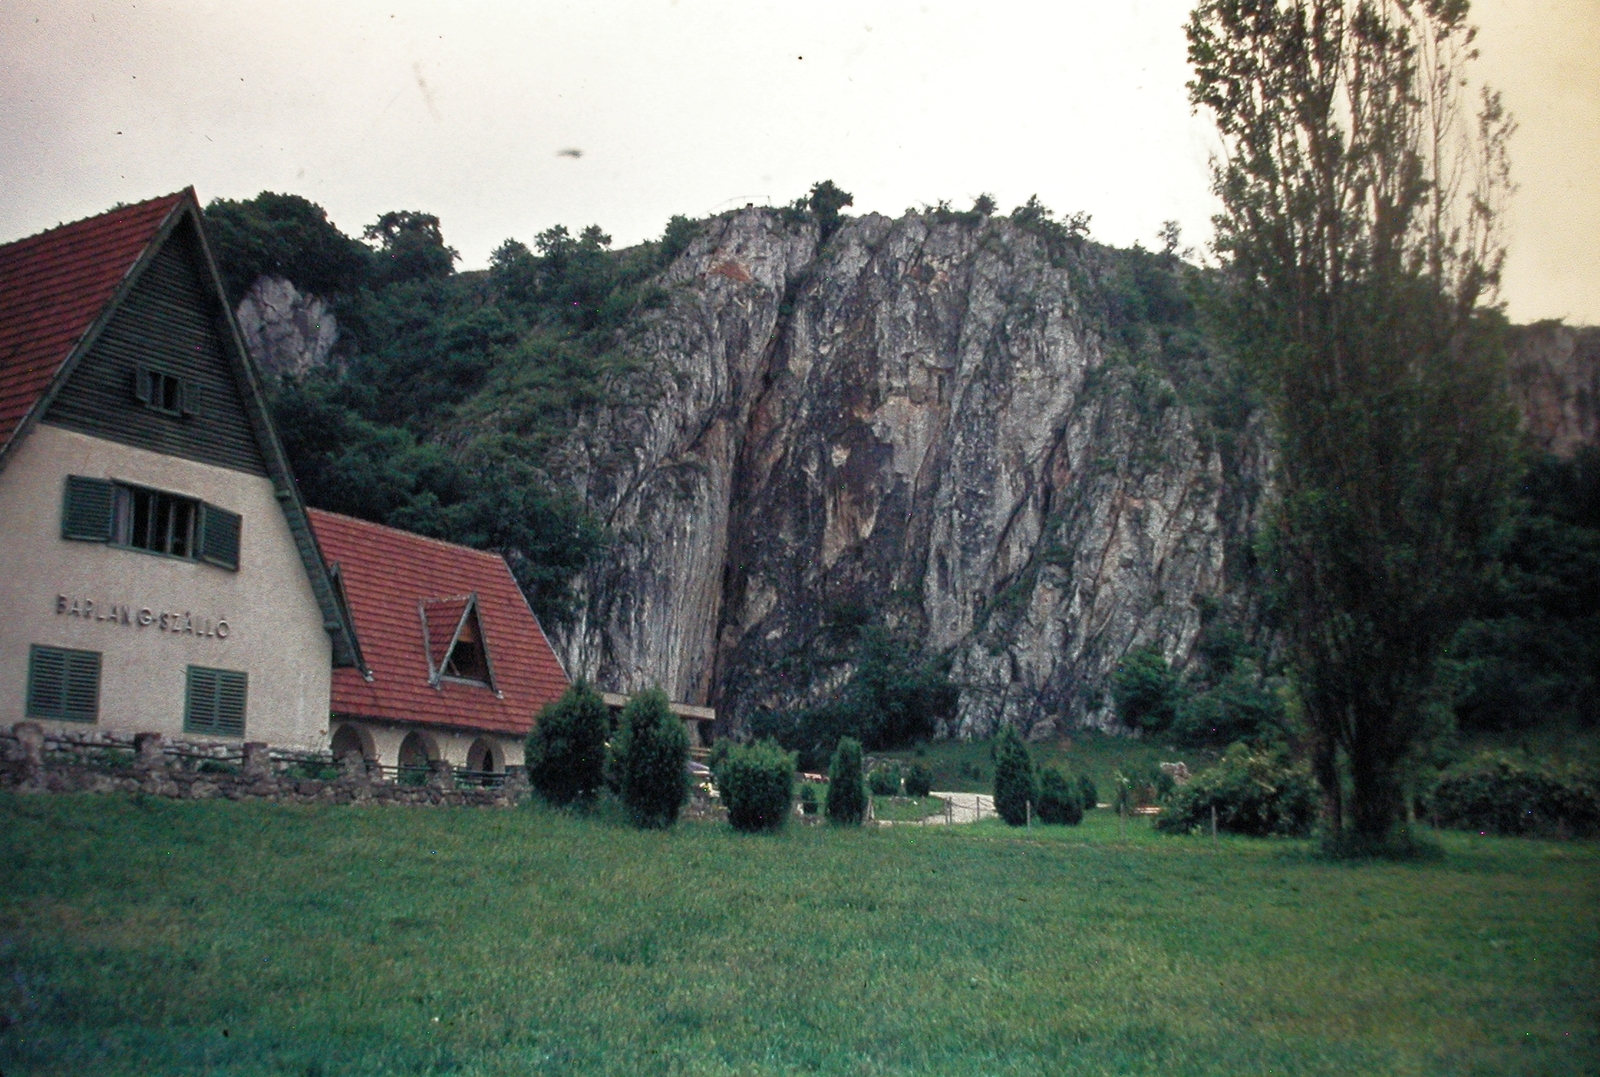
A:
[2,0,1595,323]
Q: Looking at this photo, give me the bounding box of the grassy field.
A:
[1,793,1596,1077]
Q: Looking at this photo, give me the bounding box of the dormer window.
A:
[442,613,489,682]
[420,593,498,692]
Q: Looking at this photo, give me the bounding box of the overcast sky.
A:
[2,0,1595,323]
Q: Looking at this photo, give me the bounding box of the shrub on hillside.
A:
[1078,774,1099,811]
[1155,744,1316,837]
[715,740,797,833]
[904,763,933,798]
[867,765,902,797]
[1112,644,1184,735]
[826,738,868,826]
[1035,767,1083,826]
[527,680,610,806]
[1424,752,1600,837]
[992,724,1036,826]
[613,689,689,829]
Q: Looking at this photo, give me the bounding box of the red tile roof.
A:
[309,509,570,737]
[0,192,188,452]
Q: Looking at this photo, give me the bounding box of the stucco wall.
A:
[332,719,525,770]
[0,423,332,750]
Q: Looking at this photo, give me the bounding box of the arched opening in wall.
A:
[465,738,503,785]
[330,723,375,768]
[397,731,437,786]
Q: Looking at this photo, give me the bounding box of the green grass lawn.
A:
[2,794,1596,1077]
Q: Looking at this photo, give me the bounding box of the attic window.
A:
[443,614,489,681]
[133,367,191,417]
[420,594,497,692]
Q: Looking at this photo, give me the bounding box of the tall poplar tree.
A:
[1186,0,1517,845]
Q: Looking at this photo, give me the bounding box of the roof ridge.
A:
[307,507,512,563]
[0,190,188,251]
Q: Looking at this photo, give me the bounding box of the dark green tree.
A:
[715,739,797,832]
[204,192,371,301]
[1187,0,1518,844]
[825,737,868,826]
[808,180,854,242]
[614,689,689,828]
[992,724,1036,826]
[1111,644,1184,735]
[364,210,459,285]
[527,680,610,806]
[1036,766,1084,826]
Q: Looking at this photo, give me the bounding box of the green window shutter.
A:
[199,503,241,570]
[185,666,247,737]
[61,476,115,542]
[132,367,153,405]
[26,645,101,723]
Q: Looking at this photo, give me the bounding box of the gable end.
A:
[43,221,268,475]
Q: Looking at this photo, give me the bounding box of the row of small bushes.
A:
[526,682,689,828]
[991,724,1099,827]
[865,763,934,798]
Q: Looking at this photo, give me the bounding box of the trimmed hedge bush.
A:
[715,739,797,832]
[904,763,933,798]
[613,688,689,829]
[1155,744,1316,837]
[826,738,868,826]
[1035,766,1083,826]
[1425,752,1600,837]
[528,680,610,806]
[992,724,1036,826]
[867,765,902,797]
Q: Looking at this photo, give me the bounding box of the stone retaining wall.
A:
[1,722,528,808]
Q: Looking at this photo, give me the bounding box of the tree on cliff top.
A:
[1186,0,1518,847]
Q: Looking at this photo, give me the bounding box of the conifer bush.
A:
[1035,766,1083,826]
[992,724,1036,826]
[904,763,933,798]
[714,739,797,832]
[826,738,868,826]
[614,688,689,829]
[1078,774,1099,811]
[527,680,610,806]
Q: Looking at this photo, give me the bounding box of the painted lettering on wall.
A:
[55,594,232,639]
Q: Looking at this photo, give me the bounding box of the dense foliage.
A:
[825,738,867,826]
[1424,752,1600,838]
[903,763,933,798]
[613,689,689,829]
[713,740,797,833]
[867,766,901,797]
[1036,766,1084,826]
[527,681,611,807]
[992,724,1036,826]
[751,608,957,770]
[1156,744,1317,838]
[1442,448,1600,732]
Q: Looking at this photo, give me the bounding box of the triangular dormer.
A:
[420,593,499,693]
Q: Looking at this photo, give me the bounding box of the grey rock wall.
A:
[551,208,1256,737]
[235,275,339,380]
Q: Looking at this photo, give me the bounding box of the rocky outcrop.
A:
[1509,323,1600,459]
[235,275,339,379]
[551,208,1259,737]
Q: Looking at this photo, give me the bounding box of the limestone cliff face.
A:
[1508,323,1600,459]
[235,276,339,380]
[551,208,1254,736]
